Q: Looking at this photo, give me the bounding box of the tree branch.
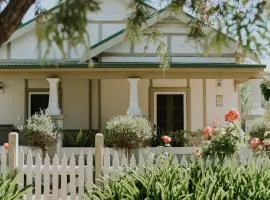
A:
[0,0,35,45]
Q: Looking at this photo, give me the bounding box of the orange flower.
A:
[203,126,214,137]
[250,138,260,149]
[3,143,9,150]
[161,136,171,144]
[225,109,240,122]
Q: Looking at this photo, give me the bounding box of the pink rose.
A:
[225,109,240,122]
[161,136,171,144]
[250,138,261,149]
[3,143,9,150]
[203,126,214,137]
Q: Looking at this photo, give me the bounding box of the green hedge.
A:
[85,157,270,200]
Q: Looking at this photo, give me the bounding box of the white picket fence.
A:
[0,132,256,199]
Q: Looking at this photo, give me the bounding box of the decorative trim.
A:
[24,79,28,120]
[203,79,207,126]
[7,43,11,59]
[89,79,92,129]
[167,36,172,62]
[98,24,102,41]
[130,42,134,53]
[98,79,101,130]
[37,40,41,59]
[101,52,236,58]
[187,79,191,131]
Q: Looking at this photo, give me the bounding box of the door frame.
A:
[25,88,62,119]
[149,87,190,131]
[28,91,49,116]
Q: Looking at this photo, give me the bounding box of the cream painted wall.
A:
[0,79,25,127]
[100,79,129,128]
[91,79,100,130]
[28,79,49,88]
[138,79,150,118]
[62,79,89,130]
[152,79,187,87]
[100,79,150,129]
[0,45,7,59]
[87,0,131,20]
[102,24,125,39]
[134,36,168,53]
[11,32,38,59]
[190,79,204,130]
[206,79,238,126]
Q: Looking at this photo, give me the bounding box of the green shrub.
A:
[85,157,270,200]
[21,111,59,154]
[202,123,243,161]
[104,115,153,149]
[249,120,270,140]
[63,129,98,147]
[0,170,31,199]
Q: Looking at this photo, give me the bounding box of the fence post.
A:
[8,132,19,170]
[95,133,104,186]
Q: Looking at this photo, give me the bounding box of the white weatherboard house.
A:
[0,0,266,138]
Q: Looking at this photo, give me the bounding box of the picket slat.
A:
[86,150,93,191]
[35,154,42,200]
[44,154,50,200]
[18,147,24,189]
[52,154,59,200]
[0,149,6,173]
[26,150,33,200]
[61,154,68,200]
[112,151,119,169]
[70,154,76,200]
[104,148,110,177]
[121,154,128,168]
[78,152,85,197]
[130,154,136,168]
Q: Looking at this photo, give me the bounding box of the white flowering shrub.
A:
[21,111,59,153]
[104,115,153,148]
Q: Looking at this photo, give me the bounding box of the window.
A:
[28,92,49,116]
[154,92,186,133]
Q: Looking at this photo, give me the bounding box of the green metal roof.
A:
[0,61,265,69]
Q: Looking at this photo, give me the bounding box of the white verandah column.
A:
[46,78,61,116]
[127,78,142,116]
[245,79,265,132]
[46,78,63,157]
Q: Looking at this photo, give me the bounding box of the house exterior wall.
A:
[62,79,89,130]
[0,77,238,132]
[206,79,238,126]
[10,32,38,59]
[0,79,25,127]
[190,79,204,130]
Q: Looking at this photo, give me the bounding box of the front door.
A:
[154,93,185,133]
[28,92,49,116]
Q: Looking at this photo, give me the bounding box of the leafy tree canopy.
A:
[0,0,269,67]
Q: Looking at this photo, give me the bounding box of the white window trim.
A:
[153,91,187,130]
[28,92,49,116]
